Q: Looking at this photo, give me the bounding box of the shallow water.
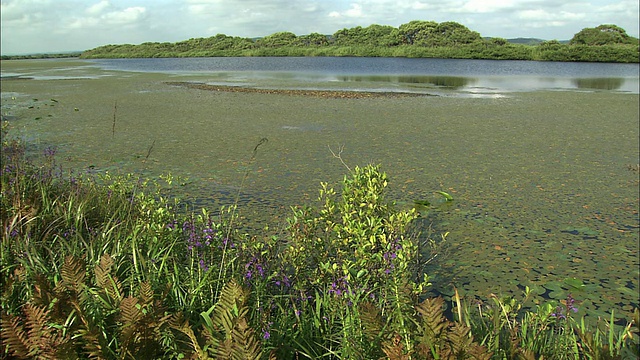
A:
[1,59,639,322]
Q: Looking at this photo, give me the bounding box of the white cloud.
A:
[87,1,111,15]
[1,0,638,55]
[103,7,147,25]
[457,0,518,13]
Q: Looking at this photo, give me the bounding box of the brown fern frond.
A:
[446,322,473,355]
[138,281,154,308]
[171,316,212,360]
[216,338,234,360]
[24,303,55,356]
[359,301,385,341]
[77,328,107,359]
[1,312,30,359]
[1,304,70,360]
[230,317,262,360]
[119,296,142,352]
[516,348,537,360]
[94,253,114,287]
[120,296,142,326]
[95,253,122,303]
[381,333,410,360]
[59,255,86,293]
[31,273,54,306]
[416,297,447,342]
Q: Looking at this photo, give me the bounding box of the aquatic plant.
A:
[1,122,638,359]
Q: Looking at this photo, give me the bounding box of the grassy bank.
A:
[1,118,638,359]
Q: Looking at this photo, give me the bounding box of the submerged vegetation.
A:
[80,22,640,63]
[1,118,639,359]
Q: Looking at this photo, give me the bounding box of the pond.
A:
[89,57,640,94]
[1,58,638,323]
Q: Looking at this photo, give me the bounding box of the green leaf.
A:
[563,277,586,291]
[435,191,454,201]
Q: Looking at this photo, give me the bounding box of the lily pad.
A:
[561,226,600,237]
[563,277,586,292]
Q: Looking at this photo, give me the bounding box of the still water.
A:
[1,58,638,323]
[89,57,640,94]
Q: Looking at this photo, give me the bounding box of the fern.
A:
[381,334,411,360]
[173,317,211,360]
[210,279,247,338]
[58,255,86,293]
[359,301,385,341]
[0,304,72,359]
[94,253,122,304]
[414,297,493,359]
[445,322,474,356]
[1,311,31,359]
[230,317,262,360]
[416,297,447,347]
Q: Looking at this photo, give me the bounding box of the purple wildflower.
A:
[43,146,57,158]
[199,259,209,271]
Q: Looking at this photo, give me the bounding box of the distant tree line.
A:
[79,22,639,63]
[1,52,82,60]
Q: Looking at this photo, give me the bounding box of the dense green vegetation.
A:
[1,52,82,60]
[80,21,639,63]
[2,116,639,359]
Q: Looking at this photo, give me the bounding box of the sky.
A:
[1,0,639,55]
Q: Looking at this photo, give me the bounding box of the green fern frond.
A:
[211,279,246,338]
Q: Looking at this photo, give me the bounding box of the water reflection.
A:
[335,75,472,89]
[573,78,624,90]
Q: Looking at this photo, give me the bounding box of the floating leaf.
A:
[563,277,585,291]
[413,199,431,206]
[548,290,567,300]
[435,191,454,201]
[543,281,563,292]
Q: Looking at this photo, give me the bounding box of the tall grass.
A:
[1,120,638,359]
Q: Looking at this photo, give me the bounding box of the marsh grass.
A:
[1,121,638,359]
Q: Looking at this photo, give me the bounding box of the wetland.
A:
[1,58,638,322]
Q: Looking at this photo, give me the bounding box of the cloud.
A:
[87,1,111,15]
[103,7,147,25]
[457,0,519,13]
[1,0,638,55]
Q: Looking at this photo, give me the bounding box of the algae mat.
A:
[2,59,638,322]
